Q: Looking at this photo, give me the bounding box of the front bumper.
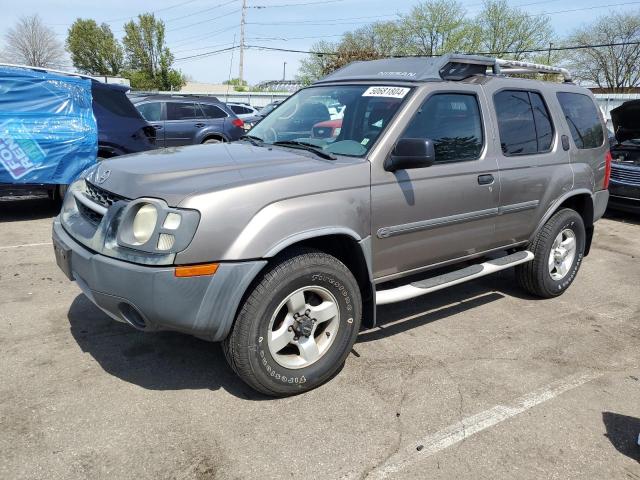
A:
[53,219,266,341]
[608,181,640,213]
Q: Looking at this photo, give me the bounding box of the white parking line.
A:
[0,242,52,250]
[366,371,601,479]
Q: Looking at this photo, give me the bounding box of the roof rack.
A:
[493,58,572,82]
[0,62,95,80]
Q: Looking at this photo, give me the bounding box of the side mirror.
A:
[384,138,435,172]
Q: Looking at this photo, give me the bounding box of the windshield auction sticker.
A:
[0,120,46,180]
[362,86,410,98]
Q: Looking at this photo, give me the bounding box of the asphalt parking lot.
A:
[1,196,638,480]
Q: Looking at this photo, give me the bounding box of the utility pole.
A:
[283,61,286,81]
[239,0,247,85]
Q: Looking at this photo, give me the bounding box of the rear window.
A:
[494,90,554,156]
[556,92,604,149]
[92,86,141,119]
[230,105,251,114]
[166,102,202,121]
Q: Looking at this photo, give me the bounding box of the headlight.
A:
[132,204,158,244]
[115,198,200,256]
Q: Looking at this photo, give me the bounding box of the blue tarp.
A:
[0,66,97,184]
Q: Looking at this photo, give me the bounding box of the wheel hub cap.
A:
[548,228,577,281]
[267,286,340,369]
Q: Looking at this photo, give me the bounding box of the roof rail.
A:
[0,62,96,80]
[493,58,572,82]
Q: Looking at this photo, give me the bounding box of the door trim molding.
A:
[376,200,540,239]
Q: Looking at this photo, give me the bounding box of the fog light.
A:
[157,233,175,251]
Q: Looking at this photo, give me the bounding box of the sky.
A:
[1,0,638,85]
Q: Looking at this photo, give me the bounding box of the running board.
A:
[375,251,534,305]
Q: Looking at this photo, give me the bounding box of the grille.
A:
[611,165,640,186]
[77,202,103,225]
[85,181,127,208]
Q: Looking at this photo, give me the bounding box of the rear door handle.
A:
[478,174,494,185]
[194,123,205,128]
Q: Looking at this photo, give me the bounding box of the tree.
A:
[2,15,65,67]
[566,11,640,92]
[399,1,480,56]
[122,13,185,90]
[475,0,555,60]
[297,40,339,84]
[66,19,124,75]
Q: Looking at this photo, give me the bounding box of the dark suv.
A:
[608,100,640,213]
[132,95,245,146]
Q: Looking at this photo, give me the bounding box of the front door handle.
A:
[194,123,205,128]
[152,124,163,130]
[478,174,494,185]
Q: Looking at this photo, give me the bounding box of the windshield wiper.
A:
[272,140,337,160]
[240,134,264,146]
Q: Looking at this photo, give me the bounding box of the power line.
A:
[250,0,346,8]
[165,8,241,32]
[175,46,239,62]
[239,40,640,58]
[163,0,239,23]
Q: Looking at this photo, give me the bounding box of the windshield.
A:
[249,85,411,157]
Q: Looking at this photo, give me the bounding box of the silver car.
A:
[53,54,610,396]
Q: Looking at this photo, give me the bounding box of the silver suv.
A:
[53,55,610,396]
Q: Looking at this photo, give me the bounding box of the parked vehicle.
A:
[608,100,640,213]
[132,95,244,146]
[0,64,154,202]
[227,102,260,119]
[243,101,285,130]
[53,54,610,396]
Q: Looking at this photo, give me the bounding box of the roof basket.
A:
[493,58,572,82]
[440,54,572,82]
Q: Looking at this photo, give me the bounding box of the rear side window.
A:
[166,102,202,120]
[199,103,227,119]
[136,102,162,122]
[556,92,604,149]
[494,90,554,156]
[401,93,483,164]
[230,105,250,114]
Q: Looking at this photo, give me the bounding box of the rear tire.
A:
[223,249,362,396]
[203,138,222,144]
[516,208,585,298]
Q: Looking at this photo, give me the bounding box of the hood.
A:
[611,100,640,143]
[87,143,355,206]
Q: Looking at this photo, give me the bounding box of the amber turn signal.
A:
[174,263,219,277]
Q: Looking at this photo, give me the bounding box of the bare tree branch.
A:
[2,15,65,68]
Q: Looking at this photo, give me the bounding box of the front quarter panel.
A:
[175,161,371,264]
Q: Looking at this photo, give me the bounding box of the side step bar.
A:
[375,251,534,305]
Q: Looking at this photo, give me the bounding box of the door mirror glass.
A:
[385,138,435,171]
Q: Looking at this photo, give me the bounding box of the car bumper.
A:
[53,219,266,341]
[608,181,640,213]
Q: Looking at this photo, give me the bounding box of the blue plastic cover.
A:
[0,66,97,184]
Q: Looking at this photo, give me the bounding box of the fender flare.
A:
[264,227,363,257]
[529,188,595,241]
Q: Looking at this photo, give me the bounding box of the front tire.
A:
[223,249,362,396]
[516,208,586,298]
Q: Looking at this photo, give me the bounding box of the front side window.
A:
[249,85,411,157]
[199,103,227,119]
[136,102,162,122]
[166,102,201,121]
[494,90,554,156]
[556,92,604,149]
[401,93,483,163]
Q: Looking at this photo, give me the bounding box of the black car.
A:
[92,82,156,158]
[609,100,640,213]
[132,95,245,146]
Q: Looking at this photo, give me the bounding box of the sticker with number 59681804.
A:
[362,86,410,99]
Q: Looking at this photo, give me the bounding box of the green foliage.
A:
[297,0,557,82]
[566,10,640,91]
[223,77,248,86]
[122,13,185,90]
[66,19,123,75]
